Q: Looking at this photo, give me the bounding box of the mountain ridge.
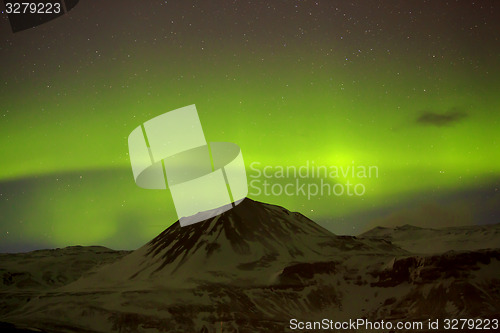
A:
[1,199,498,332]
[360,222,500,253]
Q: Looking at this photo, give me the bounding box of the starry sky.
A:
[1,0,499,252]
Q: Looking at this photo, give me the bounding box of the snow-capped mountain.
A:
[1,199,499,332]
[61,198,401,291]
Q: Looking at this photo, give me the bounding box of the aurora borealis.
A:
[1,1,499,251]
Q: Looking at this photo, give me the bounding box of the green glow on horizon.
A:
[1,3,499,249]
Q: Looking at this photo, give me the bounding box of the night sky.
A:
[1,0,499,252]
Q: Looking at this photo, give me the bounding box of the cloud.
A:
[416,108,468,127]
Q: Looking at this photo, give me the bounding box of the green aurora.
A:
[0,1,499,251]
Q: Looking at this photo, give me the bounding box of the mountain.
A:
[64,198,401,290]
[359,223,500,253]
[1,199,499,332]
[0,246,129,292]
[0,246,129,332]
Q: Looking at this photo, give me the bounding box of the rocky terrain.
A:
[0,199,498,332]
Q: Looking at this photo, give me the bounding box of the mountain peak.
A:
[134,198,337,280]
[148,198,333,258]
[395,224,423,230]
